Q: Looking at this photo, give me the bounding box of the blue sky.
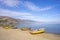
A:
[0,0,60,22]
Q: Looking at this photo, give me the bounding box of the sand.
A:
[0,27,60,40]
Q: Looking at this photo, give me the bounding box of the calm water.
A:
[16,23,60,34]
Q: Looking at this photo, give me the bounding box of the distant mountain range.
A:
[0,16,39,22]
[0,16,41,27]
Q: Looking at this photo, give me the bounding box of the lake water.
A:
[16,23,60,34]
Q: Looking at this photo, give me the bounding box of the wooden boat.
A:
[30,28,45,34]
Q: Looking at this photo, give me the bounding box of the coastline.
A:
[0,27,60,40]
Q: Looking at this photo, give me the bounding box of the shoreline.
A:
[0,27,60,40]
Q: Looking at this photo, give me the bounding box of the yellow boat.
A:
[2,26,12,29]
[20,28,30,31]
[3,27,9,29]
[30,28,45,34]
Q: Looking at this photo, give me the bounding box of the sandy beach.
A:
[0,27,60,40]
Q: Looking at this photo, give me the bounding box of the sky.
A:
[0,0,60,22]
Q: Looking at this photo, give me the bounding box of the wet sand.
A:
[0,27,60,40]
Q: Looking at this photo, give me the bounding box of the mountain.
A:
[0,16,18,23]
[0,16,41,28]
[0,16,19,28]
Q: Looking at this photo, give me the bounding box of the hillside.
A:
[0,16,18,23]
[0,16,40,28]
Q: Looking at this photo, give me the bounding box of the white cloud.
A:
[0,8,32,16]
[0,8,59,22]
[0,0,53,11]
[22,1,53,11]
[39,7,52,11]
[0,8,42,21]
[22,1,40,11]
[0,0,20,7]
